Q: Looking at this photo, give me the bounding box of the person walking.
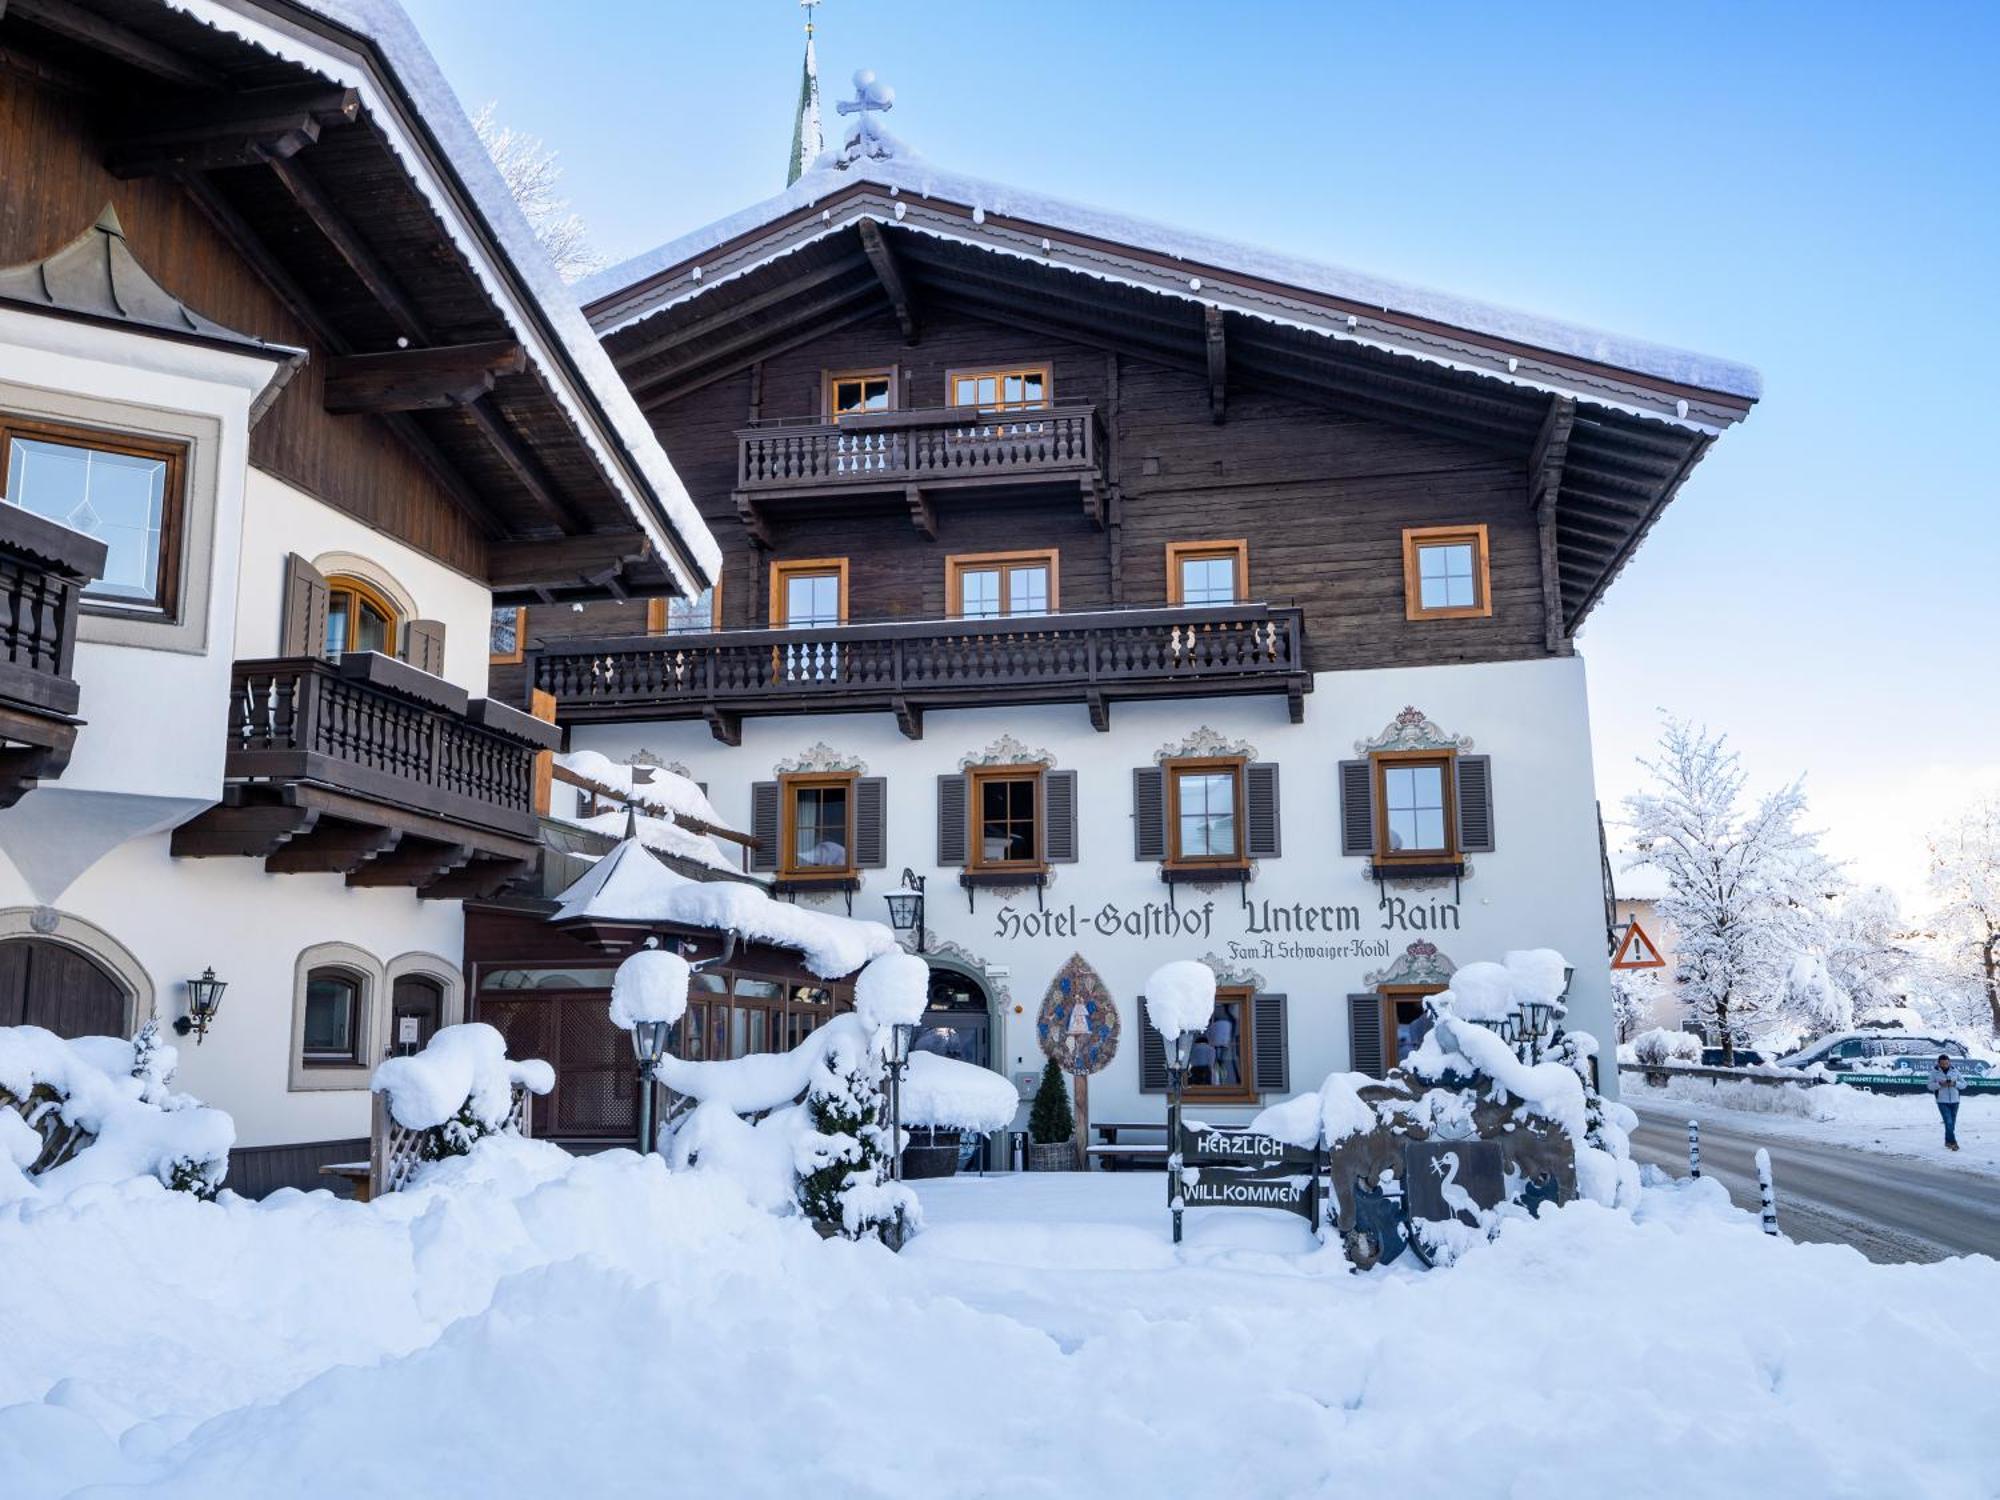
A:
[1928,1055,1964,1152]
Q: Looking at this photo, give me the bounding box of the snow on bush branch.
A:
[370,1024,553,1163]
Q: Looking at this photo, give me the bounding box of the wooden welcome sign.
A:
[1175,1122,1327,1226]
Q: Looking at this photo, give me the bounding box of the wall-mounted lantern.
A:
[173,969,227,1044]
[882,868,927,953]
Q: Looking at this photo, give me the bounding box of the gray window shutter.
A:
[1338,759,1374,857]
[1138,1006,1167,1093]
[750,781,779,871]
[280,553,329,658]
[1245,762,1281,859]
[1252,993,1289,1094]
[1456,755,1494,853]
[937,773,968,866]
[1044,769,1078,863]
[854,777,887,868]
[1348,992,1386,1079]
[401,618,447,676]
[1132,766,1166,861]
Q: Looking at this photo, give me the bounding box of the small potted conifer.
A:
[1027,1057,1075,1171]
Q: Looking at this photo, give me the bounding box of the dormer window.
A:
[1,414,183,613]
[948,364,1050,412]
[1402,525,1491,620]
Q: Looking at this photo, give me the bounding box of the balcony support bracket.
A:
[704,705,743,746]
[893,696,923,741]
[1087,689,1110,733]
[905,485,936,541]
[733,491,774,549]
[265,820,402,876]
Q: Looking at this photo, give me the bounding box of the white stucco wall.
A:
[572,652,1617,1125]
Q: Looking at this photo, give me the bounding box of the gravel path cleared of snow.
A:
[3,1143,1997,1500]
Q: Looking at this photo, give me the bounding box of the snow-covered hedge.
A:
[0,1023,233,1201]
[370,1024,553,1161]
[1629,1027,1703,1068]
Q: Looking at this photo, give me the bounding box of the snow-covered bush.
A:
[1631,1027,1703,1069]
[371,1024,553,1164]
[0,1023,233,1201]
[794,1016,919,1242]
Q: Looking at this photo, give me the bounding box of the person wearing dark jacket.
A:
[1928,1056,1964,1152]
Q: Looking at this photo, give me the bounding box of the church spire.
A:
[788,1,824,186]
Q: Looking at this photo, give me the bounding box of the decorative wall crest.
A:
[1035,953,1120,1076]
[773,742,867,775]
[1153,724,1258,764]
[1355,706,1474,757]
[1198,950,1267,992]
[1364,940,1459,989]
[959,732,1056,771]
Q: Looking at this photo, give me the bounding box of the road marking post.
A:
[1687,1119,1700,1179]
[1755,1147,1779,1236]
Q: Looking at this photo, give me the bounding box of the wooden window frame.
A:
[1164,755,1249,871]
[1402,524,1492,621]
[1165,539,1249,606]
[489,605,526,665]
[945,362,1054,412]
[768,558,849,627]
[0,413,187,617]
[1370,748,1460,866]
[647,575,725,635]
[301,966,364,1068]
[778,770,859,881]
[325,574,402,658]
[1182,985,1257,1104]
[822,367,899,421]
[945,549,1061,619]
[966,763,1048,875]
[1380,983,1446,1070]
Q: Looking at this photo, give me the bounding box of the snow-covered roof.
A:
[169,0,721,596]
[1612,856,1671,903]
[582,151,1759,417]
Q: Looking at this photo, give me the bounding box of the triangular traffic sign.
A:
[1612,919,1666,970]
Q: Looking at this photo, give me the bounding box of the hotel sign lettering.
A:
[993,894,1461,962]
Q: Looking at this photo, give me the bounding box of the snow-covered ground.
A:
[1628,1074,2000,1177]
[4,1143,1997,1500]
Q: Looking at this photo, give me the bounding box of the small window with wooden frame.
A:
[301,966,364,1068]
[489,606,526,664]
[1165,756,1247,870]
[324,574,401,660]
[946,549,1058,619]
[968,763,1046,874]
[1165,539,1248,607]
[1372,749,1459,866]
[769,558,848,628]
[1,413,186,614]
[1402,524,1491,620]
[1184,985,1256,1102]
[648,576,724,635]
[947,363,1052,412]
[1380,984,1444,1070]
[779,771,857,880]
[824,368,897,421]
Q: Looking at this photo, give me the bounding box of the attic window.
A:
[1402,525,1491,620]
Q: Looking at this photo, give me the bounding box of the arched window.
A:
[389,973,445,1056]
[302,966,363,1066]
[323,575,400,660]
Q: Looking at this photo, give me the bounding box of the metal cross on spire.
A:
[787,1,825,185]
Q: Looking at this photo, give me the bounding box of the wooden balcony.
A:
[0,503,108,809]
[531,604,1310,742]
[171,653,563,896]
[733,405,1108,543]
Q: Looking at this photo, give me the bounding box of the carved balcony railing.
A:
[733,405,1109,541]
[0,502,108,809]
[172,653,562,897]
[531,604,1310,742]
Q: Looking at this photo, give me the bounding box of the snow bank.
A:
[1251,1072,1381,1151]
[370,1023,553,1133]
[0,1026,233,1200]
[557,750,724,827]
[902,1051,1020,1133]
[1143,960,1216,1039]
[854,950,928,1031]
[608,949,690,1029]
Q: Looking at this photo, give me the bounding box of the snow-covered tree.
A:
[1926,793,2000,1038]
[1609,969,1664,1042]
[1819,884,1912,1025]
[472,103,604,283]
[793,1023,916,1242]
[1623,719,1837,1063]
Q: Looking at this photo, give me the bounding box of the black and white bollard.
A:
[1687,1119,1701,1179]
[1755,1148,1779,1236]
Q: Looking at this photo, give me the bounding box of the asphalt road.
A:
[1628,1101,2000,1264]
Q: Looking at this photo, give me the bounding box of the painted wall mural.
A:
[1035,953,1119,1075]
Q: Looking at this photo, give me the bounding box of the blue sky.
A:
[405,0,1998,907]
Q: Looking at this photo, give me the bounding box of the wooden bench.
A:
[1089,1121,1169,1172]
[318,1161,373,1202]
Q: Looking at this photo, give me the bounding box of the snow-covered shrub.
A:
[793,1017,918,1242]
[1631,1027,1702,1069]
[371,1024,553,1165]
[0,1024,233,1201]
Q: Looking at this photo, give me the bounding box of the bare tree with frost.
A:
[472,103,604,283]
[1927,793,2000,1038]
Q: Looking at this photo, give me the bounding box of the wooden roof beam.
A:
[266,152,428,344]
[463,397,591,534]
[628,280,885,398]
[609,254,868,368]
[324,341,526,414]
[107,85,360,178]
[641,300,889,409]
[8,0,222,89]
[1528,394,1576,512]
[857,219,918,343]
[1204,306,1227,423]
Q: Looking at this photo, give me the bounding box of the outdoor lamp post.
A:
[882,868,927,953]
[173,968,227,1043]
[1164,1028,1197,1245]
[886,1019,916,1180]
[631,1018,673,1156]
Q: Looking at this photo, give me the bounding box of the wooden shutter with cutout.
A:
[401,618,447,676]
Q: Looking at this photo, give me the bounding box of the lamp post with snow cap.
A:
[631,1019,672,1156]
[1163,1027,1198,1245]
[885,1019,917,1180]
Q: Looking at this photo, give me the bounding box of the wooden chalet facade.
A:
[0,0,717,1192]
[499,87,1758,1137]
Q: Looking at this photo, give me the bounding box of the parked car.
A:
[1778,1032,1968,1074]
[1884,1054,1990,1078]
[1698,1047,1768,1068]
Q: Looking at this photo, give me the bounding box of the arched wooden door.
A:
[0,939,127,1038]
